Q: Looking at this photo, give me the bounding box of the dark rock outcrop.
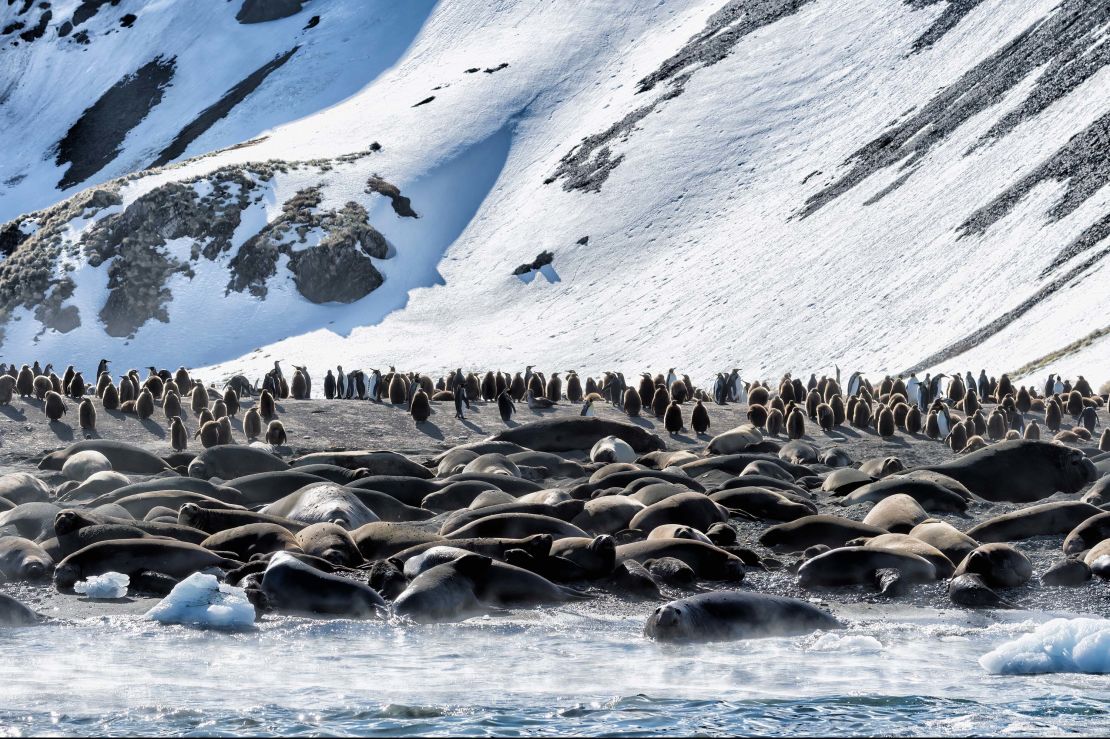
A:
[236,0,303,25]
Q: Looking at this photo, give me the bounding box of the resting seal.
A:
[952,543,1032,588]
[260,483,379,529]
[838,478,968,513]
[53,539,240,591]
[861,494,928,533]
[759,515,887,551]
[489,417,665,453]
[189,446,289,480]
[911,440,1096,503]
[798,546,936,588]
[907,520,978,565]
[38,440,170,474]
[261,552,385,618]
[293,451,433,479]
[627,492,729,534]
[0,592,42,627]
[0,536,53,582]
[644,591,840,642]
[966,501,1103,543]
[616,539,744,581]
[1063,511,1110,555]
[200,524,301,561]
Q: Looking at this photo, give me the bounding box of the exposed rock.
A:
[18,9,51,42]
[365,175,417,218]
[513,250,554,276]
[236,0,303,25]
[289,239,383,304]
[906,0,985,52]
[55,56,176,189]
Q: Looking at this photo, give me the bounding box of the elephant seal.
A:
[62,451,112,482]
[948,573,1016,609]
[53,539,240,591]
[1080,474,1110,506]
[466,559,586,607]
[393,554,495,623]
[402,545,476,578]
[224,471,331,506]
[56,471,132,504]
[858,457,905,478]
[111,491,242,520]
[967,501,1103,543]
[260,484,379,529]
[55,508,206,544]
[295,522,363,565]
[428,441,531,466]
[40,523,155,561]
[390,534,554,566]
[759,515,887,551]
[628,492,730,534]
[0,473,53,505]
[854,533,955,578]
[0,536,53,582]
[462,454,522,478]
[637,451,700,470]
[0,592,42,627]
[839,478,968,513]
[590,436,637,464]
[912,440,1096,502]
[821,468,874,496]
[1063,511,1110,555]
[644,591,840,642]
[288,464,371,485]
[709,487,816,521]
[862,494,929,534]
[908,520,978,565]
[798,546,936,588]
[0,502,62,541]
[778,440,819,465]
[439,500,582,534]
[1041,558,1091,586]
[189,446,289,480]
[572,496,645,534]
[506,452,587,479]
[489,417,665,453]
[468,490,519,509]
[443,512,587,540]
[629,482,696,506]
[644,557,697,587]
[435,448,479,477]
[549,535,617,578]
[201,524,301,560]
[90,477,244,506]
[646,524,714,544]
[1083,539,1110,569]
[422,481,511,512]
[616,539,745,581]
[261,552,385,618]
[178,502,306,535]
[706,425,765,455]
[953,543,1032,588]
[292,451,433,479]
[351,522,443,560]
[38,440,170,474]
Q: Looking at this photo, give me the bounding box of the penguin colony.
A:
[0,357,1108,641]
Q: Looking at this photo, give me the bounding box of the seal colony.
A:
[0,361,1108,641]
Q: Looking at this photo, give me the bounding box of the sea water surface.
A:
[1,602,1108,736]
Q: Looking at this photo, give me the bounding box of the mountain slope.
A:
[1,0,1108,387]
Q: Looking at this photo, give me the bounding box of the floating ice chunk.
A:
[74,572,129,599]
[809,633,882,653]
[145,573,255,629]
[980,618,1110,674]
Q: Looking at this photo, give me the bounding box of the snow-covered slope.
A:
[1,0,1108,388]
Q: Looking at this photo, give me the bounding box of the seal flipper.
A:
[874,568,910,597]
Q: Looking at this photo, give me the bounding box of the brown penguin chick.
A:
[387,373,406,404]
[971,410,987,437]
[223,388,240,417]
[691,399,711,435]
[169,416,188,452]
[44,391,67,421]
[211,399,227,420]
[259,390,276,421]
[623,388,642,417]
[244,407,262,440]
[197,409,215,427]
[850,399,872,429]
[961,435,988,453]
[830,395,846,426]
[663,401,684,436]
[265,420,287,446]
[163,379,180,397]
[947,422,968,452]
[749,386,770,407]
[786,407,806,439]
[78,398,96,430]
[925,410,940,439]
[95,371,112,397]
[1065,390,1084,418]
[136,389,155,420]
[876,407,895,437]
[67,372,86,399]
[509,373,526,400]
[546,372,563,403]
[986,410,1006,441]
[1023,420,1041,440]
[904,405,922,435]
[481,371,496,401]
[163,391,182,419]
[1100,428,1110,452]
[651,387,670,418]
[118,376,135,403]
[769,396,786,415]
[805,390,821,419]
[410,390,431,424]
[195,420,221,448]
[217,416,233,445]
[32,375,52,400]
[175,367,192,394]
[766,407,784,436]
[892,402,910,429]
[1015,386,1031,415]
[817,402,834,431]
[291,370,309,400]
[669,380,688,404]
[190,385,209,414]
[747,403,769,429]
[1045,399,1062,432]
[143,374,164,400]
[101,383,120,411]
[15,365,34,397]
[566,373,583,403]
[962,390,979,416]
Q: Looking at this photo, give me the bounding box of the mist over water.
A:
[2,605,1108,736]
